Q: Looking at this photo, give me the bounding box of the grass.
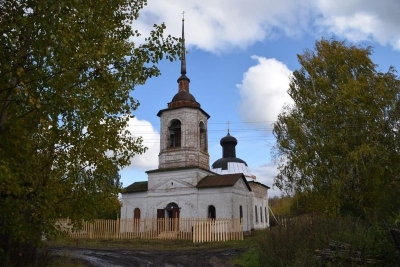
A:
[47,230,265,251]
[234,248,260,267]
[38,250,88,267]
[45,257,87,267]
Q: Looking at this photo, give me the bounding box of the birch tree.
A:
[273,39,400,219]
[0,0,180,265]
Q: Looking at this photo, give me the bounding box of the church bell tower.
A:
[156,17,210,170]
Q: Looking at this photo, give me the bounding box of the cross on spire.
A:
[227,121,230,133]
[180,13,187,76]
[176,13,190,90]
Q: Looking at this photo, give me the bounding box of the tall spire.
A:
[180,12,186,76]
[177,12,190,91]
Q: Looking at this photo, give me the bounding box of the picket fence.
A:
[56,218,243,243]
[278,216,314,227]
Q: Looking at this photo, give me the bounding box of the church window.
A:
[133,208,140,232]
[208,205,216,219]
[239,205,243,219]
[134,208,141,220]
[168,120,181,148]
[255,205,258,223]
[265,207,267,222]
[199,121,207,151]
[260,206,263,222]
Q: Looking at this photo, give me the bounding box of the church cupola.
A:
[168,16,200,110]
[220,131,238,158]
[211,130,256,179]
[156,16,210,170]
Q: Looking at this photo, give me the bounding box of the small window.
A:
[208,205,216,219]
[239,205,243,219]
[255,205,258,223]
[260,206,263,222]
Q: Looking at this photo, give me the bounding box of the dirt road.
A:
[49,246,243,267]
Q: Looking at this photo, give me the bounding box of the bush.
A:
[258,216,400,266]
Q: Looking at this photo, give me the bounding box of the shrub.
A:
[258,216,400,266]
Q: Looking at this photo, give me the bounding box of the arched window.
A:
[168,120,181,148]
[134,208,141,220]
[255,205,258,223]
[260,206,263,222]
[208,205,216,219]
[239,205,243,219]
[133,208,140,232]
[199,121,207,151]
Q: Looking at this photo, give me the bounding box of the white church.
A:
[120,19,270,232]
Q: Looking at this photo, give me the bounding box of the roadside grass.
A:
[47,230,265,251]
[233,248,260,267]
[38,249,88,267]
[45,257,87,267]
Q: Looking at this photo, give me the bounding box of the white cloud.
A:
[134,0,313,53]
[132,0,400,52]
[237,56,293,124]
[316,0,400,50]
[252,162,282,197]
[125,117,159,170]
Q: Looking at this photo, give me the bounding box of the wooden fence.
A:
[277,216,315,227]
[56,218,243,243]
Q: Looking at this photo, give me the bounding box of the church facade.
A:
[120,19,270,232]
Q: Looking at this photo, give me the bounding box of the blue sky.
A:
[120,0,400,197]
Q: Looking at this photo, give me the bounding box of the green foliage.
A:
[234,248,260,267]
[0,0,181,265]
[259,216,400,266]
[273,39,400,219]
[269,195,293,217]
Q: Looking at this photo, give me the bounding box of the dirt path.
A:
[48,246,244,267]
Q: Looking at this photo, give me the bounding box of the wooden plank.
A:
[56,217,245,243]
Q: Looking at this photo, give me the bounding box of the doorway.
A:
[166,202,180,231]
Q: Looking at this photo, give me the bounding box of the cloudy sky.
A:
[121,0,400,197]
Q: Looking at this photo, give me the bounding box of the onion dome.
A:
[211,131,255,179]
[168,17,200,109]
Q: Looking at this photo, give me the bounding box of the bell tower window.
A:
[168,120,181,148]
[199,121,207,151]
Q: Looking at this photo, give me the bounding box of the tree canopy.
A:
[273,39,400,220]
[0,0,180,265]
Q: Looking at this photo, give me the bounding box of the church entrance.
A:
[166,202,180,219]
[157,202,180,233]
[166,202,180,232]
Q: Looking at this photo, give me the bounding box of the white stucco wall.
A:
[120,173,261,232]
[147,168,213,189]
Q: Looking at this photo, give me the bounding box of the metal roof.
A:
[248,180,270,189]
[212,161,255,179]
[123,181,148,193]
[197,173,252,191]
